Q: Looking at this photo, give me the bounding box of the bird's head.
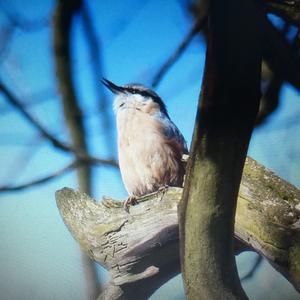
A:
[102,78,169,117]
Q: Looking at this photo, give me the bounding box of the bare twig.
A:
[151,2,208,88]
[81,4,113,152]
[0,160,79,192]
[0,88,57,115]
[0,80,118,167]
[0,80,74,151]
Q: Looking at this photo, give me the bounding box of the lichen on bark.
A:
[56,156,300,299]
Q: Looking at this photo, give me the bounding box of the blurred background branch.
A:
[151,0,208,88]
[263,0,300,25]
[81,3,113,153]
[53,0,100,299]
[0,0,300,299]
[0,80,118,166]
[0,160,79,192]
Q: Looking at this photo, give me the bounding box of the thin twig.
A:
[0,87,57,115]
[151,9,208,88]
[81,4,113,152]
[0,160,79,192]
[0,80,118,167]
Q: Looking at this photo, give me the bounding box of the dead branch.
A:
[56,157,300,299]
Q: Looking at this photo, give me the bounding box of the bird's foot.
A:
[123,195,137,213]
[157,185,169,199]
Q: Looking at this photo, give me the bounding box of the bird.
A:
[102,78,188,210]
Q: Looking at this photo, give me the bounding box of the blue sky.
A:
[0,0,300,299]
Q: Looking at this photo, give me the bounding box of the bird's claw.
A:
[158,185,169,196]
[123,195,137,213]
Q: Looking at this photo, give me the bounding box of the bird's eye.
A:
[119,103,125,108]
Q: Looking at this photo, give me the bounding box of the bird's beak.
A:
[101,78,125,94]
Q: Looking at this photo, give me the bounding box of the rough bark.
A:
[56,157,300,299]
[178,1,261,299]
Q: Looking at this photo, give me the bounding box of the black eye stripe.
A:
[123,85,169,117]
[126,87,137,94]
[125,87,151,98]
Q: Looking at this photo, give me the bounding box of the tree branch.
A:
[189,3,300,93]
[255,22,292,125]
[151,0,208,88]
[178,1,262,299]
[256,22,300,123]
[81,4,113,153]
[0,161,79,192]
[53,0,91,193]
[256,74,283,125]
[53,0,99,298]
[262,15,300,91]
[56,157,300,299]
[0,80,118,167]
[263,0,300,25]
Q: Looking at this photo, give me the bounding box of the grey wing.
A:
[159,116,188,154]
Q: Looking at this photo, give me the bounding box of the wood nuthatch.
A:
[102,78,188,210]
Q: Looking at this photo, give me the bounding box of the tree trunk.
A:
[178,1,262,299]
